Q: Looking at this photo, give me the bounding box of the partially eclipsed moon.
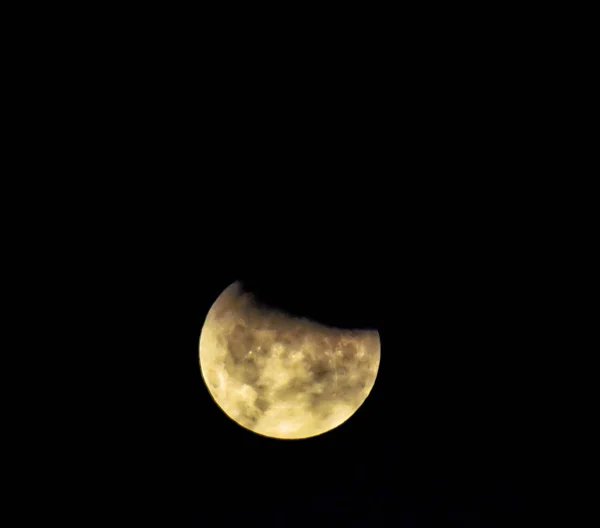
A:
[199,282,381,439]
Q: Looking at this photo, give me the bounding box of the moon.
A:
[199,281,381,439]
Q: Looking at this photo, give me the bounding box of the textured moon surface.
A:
[199,282,381,439]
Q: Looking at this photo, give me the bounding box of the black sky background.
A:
[10,2,591,522]
[39,29,568,524]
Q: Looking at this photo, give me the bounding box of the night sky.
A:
[27,12,567,524]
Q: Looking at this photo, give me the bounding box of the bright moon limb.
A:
[199,282,381,440]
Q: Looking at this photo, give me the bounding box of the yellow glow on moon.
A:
[199,282,381,439]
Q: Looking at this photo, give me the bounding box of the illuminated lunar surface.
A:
[199,281,381,439]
